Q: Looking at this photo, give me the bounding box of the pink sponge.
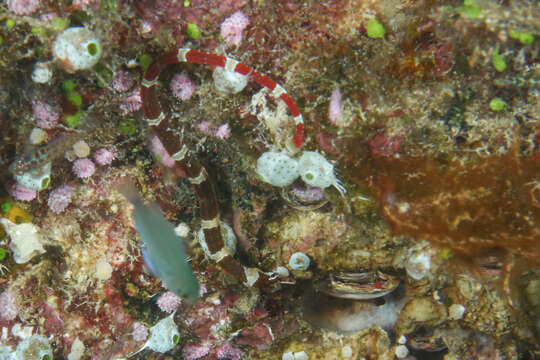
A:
[221,11,249,46]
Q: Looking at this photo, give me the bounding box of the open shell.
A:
[281,184,328,211]
[317,271,400,300]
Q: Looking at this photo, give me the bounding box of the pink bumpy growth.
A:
[216,342,243,360]
[221,11,249,46]
[132,322,149,341]
[0,289,18,321]
[328,89,343,125]
[182,344,211,360]
[113,70,134,93]
[7,183,37,201]
[170,73,196,100]
[215,124,231,139]
[156,291,182,313]
[93,148,115,166]
[8,0,40,15]
[73,158,96,178]
[33,101,59,129]
[47,184,75,214]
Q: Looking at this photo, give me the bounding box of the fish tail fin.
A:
[116,178,141,204]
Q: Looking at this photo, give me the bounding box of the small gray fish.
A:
[119,182,199,303]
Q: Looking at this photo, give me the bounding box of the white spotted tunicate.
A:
[298,151,346,196]
[213,66,248,94]
[53,27,101,73]
[288,252,310,271]
[14,335,53,360]
[257,151,299,187]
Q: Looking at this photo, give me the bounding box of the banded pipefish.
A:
[140,48,305,286]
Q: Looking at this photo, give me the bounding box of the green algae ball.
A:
[518,33,534,45]
[492,50,506,72]
[65,110,83,128]
[366,18,385,39]
[118,120,138,136]
[67,93,82,108]
[1,202,11,213]
[489,97,506,111]
[186,23,201,39]
[0,248,6,261]
[138,54,153,71]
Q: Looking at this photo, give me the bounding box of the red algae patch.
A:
[346,151,540,261]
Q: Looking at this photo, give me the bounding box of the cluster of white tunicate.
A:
[53,27,101,73]
[256,151,346,196]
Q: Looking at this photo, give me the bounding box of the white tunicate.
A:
[341,345,353,358]
[14,335,53,360]
[213,66,248,94]
[406,251,431,281]
[134,313,179,355]
[31,62,53,84]
[256,151,299,187]
[14,162,51,191]
[298,151,346,196]
[0,219,45,264]
[294,351,309,360]
[282,352,295,360]
[53,27,101,73]
[288,252,310,271]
